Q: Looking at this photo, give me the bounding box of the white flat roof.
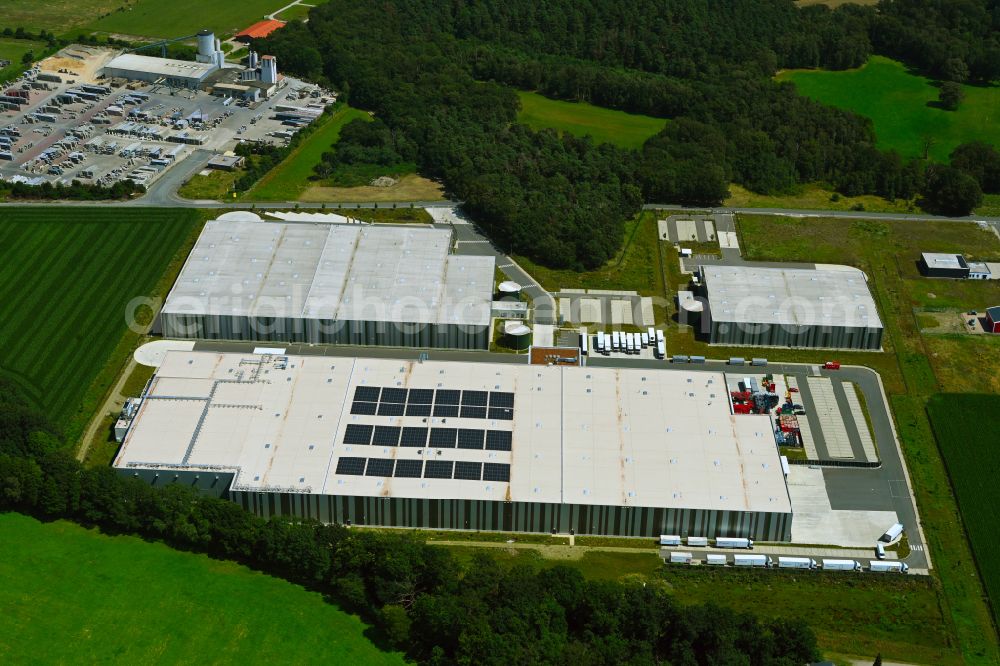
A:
[701,265,882,330]
[921,252,966,270]
[105,53,216,80]
[161,219,494,326]
[115,351,791,514]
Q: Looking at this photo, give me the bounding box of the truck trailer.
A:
[715,537,753,549]
[659,535,681,546]
[777,557,817,570]
[880,523,904,543]
[669,552,693,564]
[686,536,708,547]
[822,559,862,571]
[734,554,771,567]
[705,554,728,566]
[869,561,909,573]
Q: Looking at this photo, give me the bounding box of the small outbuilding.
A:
[920,253,970,278]
[986,306,1000,334]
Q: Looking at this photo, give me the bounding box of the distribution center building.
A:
[113,351,793,540]
[700,265,883,350]
[102,53,218,89]
[159,219,495,349]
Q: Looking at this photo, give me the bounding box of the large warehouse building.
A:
[159,219,495,349]
[701,265,883,350]
[102,53,218,89]
[113,351,793,540]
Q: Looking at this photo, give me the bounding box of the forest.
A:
[255,0,997,267]
[0,381,820,665]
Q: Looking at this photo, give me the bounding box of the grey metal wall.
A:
[160,313,489,350]
[118,468,235,498]
[228,491,792,541]
[102,67,205,89]
[710,320,882,350]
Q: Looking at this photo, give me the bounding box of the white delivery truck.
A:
[822,559,863,571]
[669,552,693,564]
[880,522,904,543]
[686,536,709,547]
[612,331,620,351]
[626,333,635,354]
[777,556,817,570]
[641,332,650,347]
[705,553,728,566]
[596,332,605,354]
[580,332,588,356]
[874,542,886,559]
[869,560,909,573]
[659,535,681,546]
[648,327,656,344]
[715,537,753,549]
[656,339,666,360]
[734,554,771,567]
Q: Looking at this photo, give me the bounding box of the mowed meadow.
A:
[516,91,667,149]
[0,208,200,438]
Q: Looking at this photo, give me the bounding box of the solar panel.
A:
[372,426,401,447]
[394,459,423,478]
[489,391,515,408]
[405,403,432,417]
[433,404,459,418]
[350,401,377,415]
[424,460,454,479]
[461,390,488,406]
[483,462,511,482]
[454,461,483,481]
[381,387,408,404]
[408,389,434,404]
[460,406,487,419]
[457,429,485,450]
[354,386,380,402]
[343,424,373,445]
[335,456,366,475]
[488,407,514,421]
[429,428,457,448]
[365,458,395,477]
[435,389,460,405]
[485,430,513,451]
[400,427,428,447]
[377,402,405,416]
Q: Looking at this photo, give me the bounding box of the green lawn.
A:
[0,38,45,83]
[276,3,313,22]
[0,513,403,664]
[246,104,371,201]
[516,91,667,150]
[778,56,1000,162]
[0,208,200,440]
[82,0,291,39]
[927,394,1000,631]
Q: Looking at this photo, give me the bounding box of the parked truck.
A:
[686,536,708,547]
[869,560,909,573]
[669,552,693,564]
[715,537,753,549]
[777,556,817,570]
[659,535,681,546]
[880,522,904,543]
[822,559,862,571]
[705,553,728,566]
[734,554,772,567]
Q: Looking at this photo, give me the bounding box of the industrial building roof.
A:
[235,20,286,41]
[921,253,968,270]
[701,265,882,330]
[104,54,217,81]
[160,219,494,327]
[114,351,791,514]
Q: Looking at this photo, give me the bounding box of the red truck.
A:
[823,361,841,370]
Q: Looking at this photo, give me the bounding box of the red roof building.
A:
[234,20,286,42]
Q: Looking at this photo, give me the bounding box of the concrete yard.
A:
[787,466,898,547]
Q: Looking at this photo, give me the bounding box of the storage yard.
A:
[0,43,333,191]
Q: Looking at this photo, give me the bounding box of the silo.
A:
[197,30,215,59]
[503,321,532,351]
[680,298,703,328]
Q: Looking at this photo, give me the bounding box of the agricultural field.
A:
[516,91,667,150]
[275,3,314,22]
[1,0,125,34]
[245,105,370,201]
[778,56,1000,162]
[724,183,918,214]
[0,513,403,664]
[927,394,1000,630]
[0,208,200,441]
[0,38,44,83]
[82,0,292,40]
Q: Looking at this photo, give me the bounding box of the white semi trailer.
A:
[669,552,693,564]
[822,559,863,571]
[659,535,681,546]
[870,561,909,573]
[715,537,753,549]
[777,557,817,569]
[734,554,772,567]
[686,536,709,547]
[705,554,728,566]
[880,522,904,543]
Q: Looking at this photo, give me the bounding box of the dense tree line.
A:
[254,0,995,267]
[0,383,820,665]
[0,178,144,202]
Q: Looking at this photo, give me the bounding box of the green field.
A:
[276,3,313,22]
[246,104,371,201]
[0,208,200,438]
[1,0,125,34]
[0,38,44,82]
[516,91,667,149]
[779,56,1000,162]
[927,394,1000,629]
[82,0,291,39]
[0,513,402,664]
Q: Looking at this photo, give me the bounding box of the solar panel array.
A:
[351,386,514,421]
[334,456,510,482]
[343,426,512,452]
